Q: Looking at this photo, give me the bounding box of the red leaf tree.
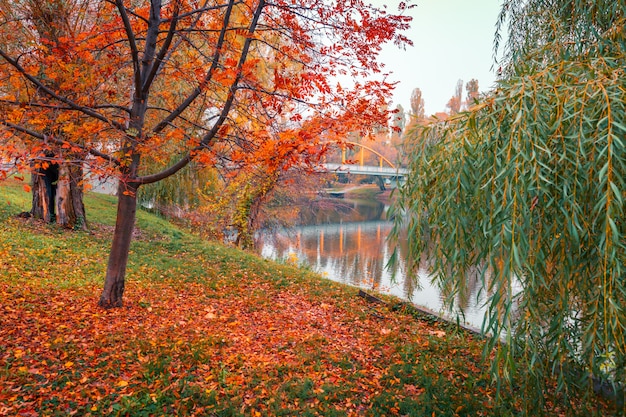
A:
[0,0,413,307]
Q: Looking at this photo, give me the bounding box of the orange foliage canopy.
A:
[0,0,414,307]
[0,0,413,181]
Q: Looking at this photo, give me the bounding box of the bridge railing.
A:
[322,163,408,176]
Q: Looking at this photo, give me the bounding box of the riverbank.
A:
[327,183,395,206]
[0,179,616,416]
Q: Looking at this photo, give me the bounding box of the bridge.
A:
[321,162,408,177]
[318,141,409,188]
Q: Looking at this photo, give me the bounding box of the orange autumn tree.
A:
[0,0,106,228]
[209,67,394,248]
[231,102,392,248]
[0,0,413,307]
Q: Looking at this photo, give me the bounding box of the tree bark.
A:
[31,169,53,222]
[56,164,88,230]
[69,164,87,230]
[31,159,87,229]
[98,183,138,308]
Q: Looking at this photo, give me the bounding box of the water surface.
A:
[257,196,490,330]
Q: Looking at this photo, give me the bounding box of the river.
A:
[256,192,490,331]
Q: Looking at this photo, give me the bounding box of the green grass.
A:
[343,184,381,200]
[0,179,618,416]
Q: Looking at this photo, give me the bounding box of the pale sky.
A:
[372,0,503,116]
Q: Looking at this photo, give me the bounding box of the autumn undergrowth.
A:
[0,179,617,416]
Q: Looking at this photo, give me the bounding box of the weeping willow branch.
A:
[391,55,625,410]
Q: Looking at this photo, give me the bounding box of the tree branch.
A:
[0,49,125,131]
[1,120,120,166]
[197,0,266,148]
[141,0,180,95]
[137,0,267,185]
[152,0,237,134]
[114,0,142,97]
[0,99,130,114]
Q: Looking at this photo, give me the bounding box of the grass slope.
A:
[0,179,614,416]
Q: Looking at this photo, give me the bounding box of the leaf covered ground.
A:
[0,180,616,416]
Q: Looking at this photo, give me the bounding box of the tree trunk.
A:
[31,169,53,222]
[31,159,87,229]
[56,164,88,230]
[70,164,87,229]
[99,93,144,308]
[98,183,138,308]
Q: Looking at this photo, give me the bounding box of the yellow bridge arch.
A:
[339,140,396,169]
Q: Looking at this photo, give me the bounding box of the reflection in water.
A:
[299,197,386,225]
[257,198,490,330]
